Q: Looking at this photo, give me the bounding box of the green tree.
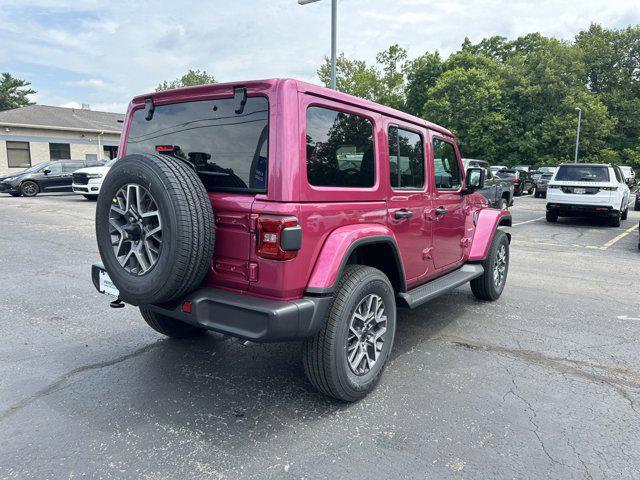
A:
[156,69,216,91]
[404,51,442,116]
[0,73,36,111]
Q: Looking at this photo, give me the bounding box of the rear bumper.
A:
[546,202,618,216]
[91,263,332,342]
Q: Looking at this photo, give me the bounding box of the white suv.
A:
[546,163,631,227]
[72,159,115,200]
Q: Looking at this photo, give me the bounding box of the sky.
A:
[0,0,638,113]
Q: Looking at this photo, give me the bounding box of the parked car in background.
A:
[73,159,116,200]
[619,166,635,186]
[538,166,558,175]
[490,165,508,174]
[496,169,534,196]
[534,172,554,198]
[0,160,104,197]
[546,163,631,226]
[514,165,531,172]
[463,159,513,209]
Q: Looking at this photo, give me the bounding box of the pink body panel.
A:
[306,223,396,291]
[117,78,503,302]
[468,209,511,261]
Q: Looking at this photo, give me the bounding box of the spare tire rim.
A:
[347,294,387,375]
[493,244,507,287]
[109,183,162,275]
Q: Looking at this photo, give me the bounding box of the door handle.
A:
[435,207,449,216]
[394,209,413,219]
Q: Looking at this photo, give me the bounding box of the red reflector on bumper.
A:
[182,301,192,314]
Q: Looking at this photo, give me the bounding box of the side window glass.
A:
[47,162,62,175]
[614,167,622,183]
[388,126,424,189]
[306,106,375,188]
[63,163,80,173]
[432,138,461,190]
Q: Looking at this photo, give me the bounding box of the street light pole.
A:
[299,0,337,90]
[574,107,582,164]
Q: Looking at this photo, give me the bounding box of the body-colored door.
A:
[430,135,466,270]
[385,123,431,284]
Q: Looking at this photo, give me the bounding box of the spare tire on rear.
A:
[96,153,214,306]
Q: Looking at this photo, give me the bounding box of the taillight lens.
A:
[512,177,519,181]
[257,216,300,260]
[155,145,174,152]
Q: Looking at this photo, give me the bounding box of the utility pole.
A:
[299,0,337,90]
[574,108,582,163]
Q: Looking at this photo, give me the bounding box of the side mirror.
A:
[43,168,51,175]
[463,167,485,193]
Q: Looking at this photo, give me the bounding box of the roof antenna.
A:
[145,97,155,121]
[234,87,247,114]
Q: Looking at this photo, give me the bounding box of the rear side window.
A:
[126,96,269,193]
[306,106,375,188]
[432,138,461,190]
[555,165,610,182]
[388,126,424,189]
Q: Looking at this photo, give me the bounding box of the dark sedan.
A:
[534,172,554,198]
[495,169,534,196]
[0,160,104,197]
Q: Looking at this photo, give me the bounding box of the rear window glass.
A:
[541,173,553,179]
[496,170,517,179]
[555,165,609,182]
[306,106,375,188]
[126,96,269,193]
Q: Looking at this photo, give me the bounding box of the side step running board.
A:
[398,264,484,309]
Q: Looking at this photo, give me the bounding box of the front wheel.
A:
[303,265,396,402]
[470,230,509,301]
[140,307,207,338]
[20,181,39,197]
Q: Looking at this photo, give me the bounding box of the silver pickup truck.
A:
[463,158,514,210]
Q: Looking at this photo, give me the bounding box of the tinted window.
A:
[432,138,461,189]
[388,126,424,189]
[63,163,82,173]
[6,141,31,168]
[306,106,374,188]
[49,143,70,160]
[127,96,269,193]
[555,165,610,182]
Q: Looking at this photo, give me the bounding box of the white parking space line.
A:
[601,224,639,250]
[512,216,546,226]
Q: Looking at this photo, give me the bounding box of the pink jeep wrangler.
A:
[92,79,511,401]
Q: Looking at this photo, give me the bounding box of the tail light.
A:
[257,216,302,260]
[155,145,174,152]
[601,186,618,191]
[511,177,519,181]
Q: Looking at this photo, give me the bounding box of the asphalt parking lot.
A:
[1,192,639,479]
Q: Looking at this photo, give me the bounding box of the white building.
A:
[0,104,124,174]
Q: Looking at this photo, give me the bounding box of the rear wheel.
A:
[621,205,628,220]
[635,197,640,211]
[20,181,39,197]
[546,211,558,222]
[534,189,540,198]
[303,265,396,402]
[609,211,621,227]
[140,307,207,338]
[471,230,509,301]
[497,198,509,210]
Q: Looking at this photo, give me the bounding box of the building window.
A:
[6,141,31,168]
[49,143,71,160]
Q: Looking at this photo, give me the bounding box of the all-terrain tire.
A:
[96,154,214,305]
[470,230,509,301]
[140,306,207,338]
[303,265,396,402]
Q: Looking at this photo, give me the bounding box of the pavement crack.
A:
[0,342,160,422]
[447,337,640,414]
